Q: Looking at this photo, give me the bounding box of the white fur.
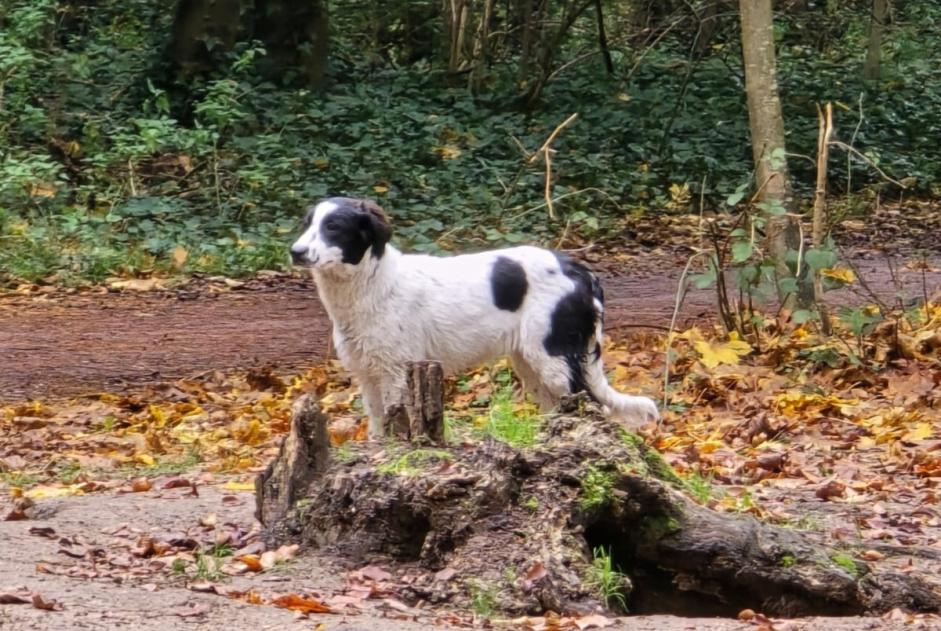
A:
[292,199,659,437]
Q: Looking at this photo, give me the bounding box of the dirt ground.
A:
[0,485,931,631]
[2,244,940,630]
[1,253,934,402]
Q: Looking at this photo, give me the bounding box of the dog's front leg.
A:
[360,378,385,439]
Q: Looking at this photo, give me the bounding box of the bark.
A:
[863,0,889,82]
[738,0,807,306]
[383,361,445,443]
[258,395,941,617]
[255,394,330,527]
[594,0,614,74]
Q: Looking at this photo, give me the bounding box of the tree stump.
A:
[255,394,329,527]
[257,393,941,618]
[383,360,445,443]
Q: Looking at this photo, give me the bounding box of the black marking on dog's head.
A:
[321,198,392,265]
[544,254,604,396]
[490,256,528,312]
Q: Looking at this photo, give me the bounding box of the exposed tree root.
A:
[257,396,941,617]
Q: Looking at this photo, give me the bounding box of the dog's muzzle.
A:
[290,247,308,265]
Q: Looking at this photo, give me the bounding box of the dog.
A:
[290,197,659,437]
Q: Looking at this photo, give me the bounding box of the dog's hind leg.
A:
[517,349,577,412]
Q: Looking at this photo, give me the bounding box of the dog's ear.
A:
[358,199,392,255]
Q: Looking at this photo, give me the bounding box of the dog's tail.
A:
[582,352,660,426]
[580,268,659,426]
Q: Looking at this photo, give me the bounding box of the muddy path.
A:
[0,253,937,402]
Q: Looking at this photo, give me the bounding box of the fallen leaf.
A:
[172,246,189,269]
[271,593,332,615]
[131,477,152,492]
[359,565,391,581]
[223,480,256,492]
[574,613,615,629]
[31,593,62,611]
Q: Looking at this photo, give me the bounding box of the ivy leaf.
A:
[731,240,753,263]
[805,248,837,271]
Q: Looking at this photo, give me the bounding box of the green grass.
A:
[193,553,225,581]
[54,460,84,484]
[586,546,628,611]
[378,448,453,476]
[683,472,715,504]
[480,387,541,448]
[332,443,358,464]
[0,471,41,489]
[579,466,615,510]
[468,580,497,618]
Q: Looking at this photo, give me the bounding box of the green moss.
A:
[831,552,860,577]
[579,465,615,510]
[619,429,684,487]
[378,448,453,476]
[640,514,681,540]
[780,554,796,568]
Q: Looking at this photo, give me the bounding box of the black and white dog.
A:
[290,197,659,437]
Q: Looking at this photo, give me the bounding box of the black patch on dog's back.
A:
[490,257,528,311]
[320,201,390,265]
[543,254,604,396]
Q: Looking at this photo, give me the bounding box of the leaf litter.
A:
[1,272,941,625]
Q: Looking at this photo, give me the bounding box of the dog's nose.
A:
[290,248,306,264]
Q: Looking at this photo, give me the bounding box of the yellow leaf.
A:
[616,92,631,102]
[223,480,256,492]
[27,182,57,198]
[171,245,189,268]
[108,278,164,292]
[26,485,85,499]
[433,145,462,160]
[372,184,389,194]
[903,422,933,443]
[134,453,156,466]
[820,267,856,283]
[693,333,752,369]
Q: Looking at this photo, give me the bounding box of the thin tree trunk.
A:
[738,0,805,306]
[813,103,834,334]
[594,0,614,74]
[864,0,888,81]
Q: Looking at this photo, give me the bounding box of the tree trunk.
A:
[383,360,445,443]
[863,0,889,82]
[255,394,330,527]
[257,394,941,617]
[738,0,806,306]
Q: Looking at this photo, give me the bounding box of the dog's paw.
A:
[616,395,660,427]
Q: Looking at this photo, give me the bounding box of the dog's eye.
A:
[324,221,339,232]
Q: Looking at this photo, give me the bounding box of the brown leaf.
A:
[159,476,192,490]
[815,479,845,501]
[522,561,548,590]
[271,593,332,615]
[359,565,391,581]
[239,554,263,572]
[0,590,31,604]
[31,593,62,611]
[574,613,615,629]
[434,567,456,582]
[28,526,56,538]
[130,477,152,493]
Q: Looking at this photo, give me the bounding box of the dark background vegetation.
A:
[0,0,938,285]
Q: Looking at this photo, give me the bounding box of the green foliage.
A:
[585,546,628,612]
[683,472,715,504]
[579,465,615,511]
[780,554,797,568]
[2,1,940,284]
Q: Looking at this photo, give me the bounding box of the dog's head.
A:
[290,197,392,271]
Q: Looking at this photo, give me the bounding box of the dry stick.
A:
[813,102,834,335]
[662,251,708,417]
[528,112,579,219]
[830,140,907,189]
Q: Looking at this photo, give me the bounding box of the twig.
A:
[830,140,906,188]
[662,251,708,417]
[528,113,579,219]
